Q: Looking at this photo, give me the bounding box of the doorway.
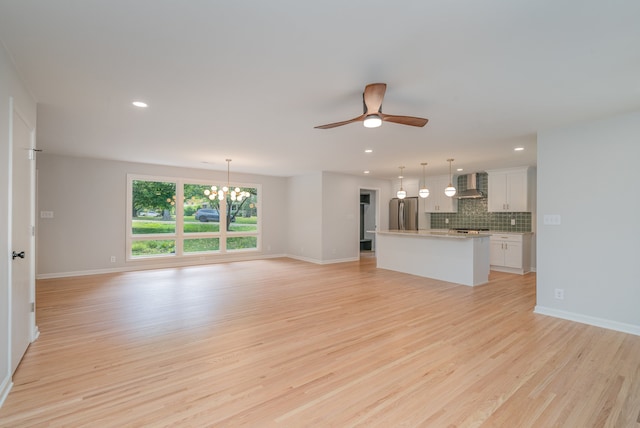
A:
[359,189,378,255]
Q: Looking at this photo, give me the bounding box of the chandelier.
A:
[204,159,250,202]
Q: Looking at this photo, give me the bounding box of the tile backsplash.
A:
[430,173,532,232]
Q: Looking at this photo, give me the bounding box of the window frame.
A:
[126,174,261,261]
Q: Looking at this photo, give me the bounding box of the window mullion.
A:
[175,179,185,256]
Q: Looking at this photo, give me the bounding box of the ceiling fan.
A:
[314,83,428,129]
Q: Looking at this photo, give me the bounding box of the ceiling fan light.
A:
[363,114,382,128]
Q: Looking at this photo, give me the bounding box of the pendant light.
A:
[444,158,457,197]
[396,166,406,199]
[418,162,430,198]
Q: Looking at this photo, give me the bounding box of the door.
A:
[489,241,504,266]
[403,197,418,231]
[11,105,35,374]
[503,241,523,269]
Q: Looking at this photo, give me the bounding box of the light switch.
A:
[40,211,54,219]
[543,214,561,225]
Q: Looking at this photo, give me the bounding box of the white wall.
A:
[536,110,640,335]
[0,42,37,405]
[36,154,289,277]
[321,172,392,263]
[285,172,392,264]
[286,173,323,261]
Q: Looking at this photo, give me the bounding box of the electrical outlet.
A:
[554,288,564,300]
[511,219,516,225]
[110,256,116,263]
[445,218,449,224]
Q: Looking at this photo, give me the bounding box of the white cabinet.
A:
[424,174,458,213]
[487,167,533,212]
[490,233,532,274]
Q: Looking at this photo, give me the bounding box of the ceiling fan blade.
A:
[314,114,365,129]
[381,114,429,127]
[363,83,386,114]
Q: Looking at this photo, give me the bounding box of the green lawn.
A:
[132,216,257,234]
[131,216,258,256]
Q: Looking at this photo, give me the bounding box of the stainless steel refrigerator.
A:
[389,197,419,231]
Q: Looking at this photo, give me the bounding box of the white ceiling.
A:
[1,0,639,180]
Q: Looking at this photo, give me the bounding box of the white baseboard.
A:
[0,375,13,409]
[534,305,640,336]
[37,253,288,279]
[285,255,359,265]
[285,255,323,264]
[37,253,365,280]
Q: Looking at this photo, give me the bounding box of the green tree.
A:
[132,180,176,218]
[226,187,256,230]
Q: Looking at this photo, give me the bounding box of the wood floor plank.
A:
[1,256,639,427]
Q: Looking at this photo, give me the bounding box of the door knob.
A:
[12,251,25,260]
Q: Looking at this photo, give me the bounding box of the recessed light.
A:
[364,149,373,153]
[514,147,524,151]
[363,170,370,174]
[132,101,148,108]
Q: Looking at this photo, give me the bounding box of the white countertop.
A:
[426,229,534,235]
[377,230,490,239]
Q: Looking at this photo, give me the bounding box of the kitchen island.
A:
[376,230,490,286]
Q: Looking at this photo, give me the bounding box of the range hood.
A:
[454,173,485,199]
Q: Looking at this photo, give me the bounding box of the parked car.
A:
[139,210,159,217]
[195,208,220,222]
[194,208,236,222]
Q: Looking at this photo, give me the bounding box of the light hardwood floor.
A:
[1,256,639,427]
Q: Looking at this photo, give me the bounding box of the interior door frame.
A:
[358,187,380,255]
[8,97,38,374]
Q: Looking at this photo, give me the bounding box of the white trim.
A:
[37,253,288,279]
[286,255,359,265]
[489,266,529,275]
[319,257,360,265]
[534,305,640,337]
[0,376,13,408]
[5,98,13,401]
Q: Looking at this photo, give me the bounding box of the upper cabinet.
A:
[424,174,458,213]
[486,167,535,212]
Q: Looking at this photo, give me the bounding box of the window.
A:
[127,175,260,260]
